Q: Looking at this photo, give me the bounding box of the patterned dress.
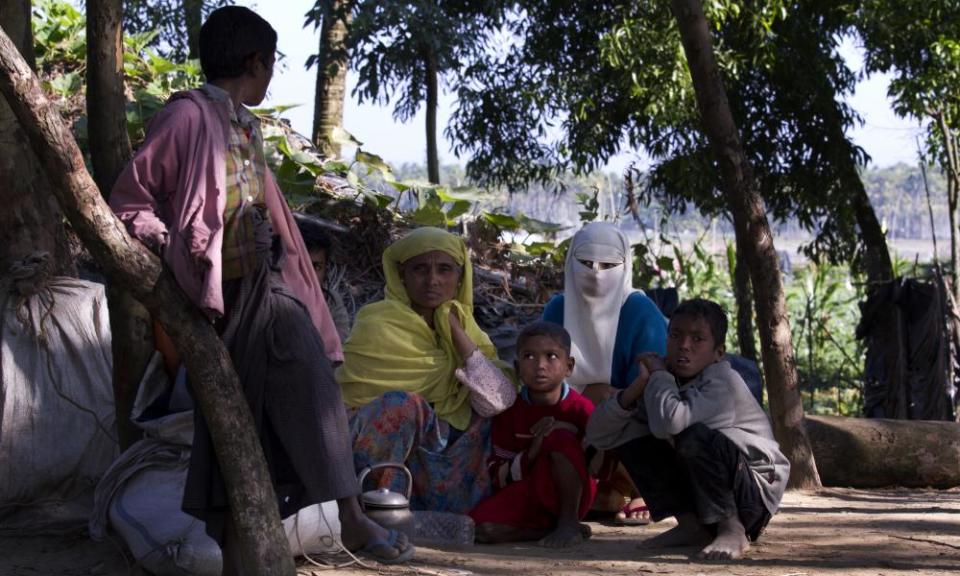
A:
[350,391,492,513]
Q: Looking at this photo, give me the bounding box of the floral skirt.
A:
[349,391,492,513]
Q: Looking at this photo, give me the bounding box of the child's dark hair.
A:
[671,298,728,347]
[517,321,571,355]
[296,216,335,255]
[199,7,277,82]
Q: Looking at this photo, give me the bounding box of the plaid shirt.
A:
[202,84,270,280]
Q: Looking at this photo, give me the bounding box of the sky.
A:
[241,0,927,174]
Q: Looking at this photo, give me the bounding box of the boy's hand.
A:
[619,358,650,409]
[639,352,667,374]
[530,416,556,437]
[526,417,579,461]
[526,417,553,460]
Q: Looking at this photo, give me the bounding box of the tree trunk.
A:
[934,111,960,301]
[87,0,154,451]
[671,0,821,489]
[311,0,352,158]
[851,175,894,285]
[732,229,758,362]
[0,0,74,277]
[0,27,295,576]
[184,0,203,59]
[424,44,440,184]
[806,415,960,488]
[86,0,131,197]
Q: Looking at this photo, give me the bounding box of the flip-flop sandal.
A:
[613,502,651,526]
[357,528,416,565]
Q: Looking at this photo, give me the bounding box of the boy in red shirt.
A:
[470,322,597,548]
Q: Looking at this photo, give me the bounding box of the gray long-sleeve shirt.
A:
[586,360,790,515]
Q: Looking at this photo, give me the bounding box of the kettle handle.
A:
[357,462,414,502]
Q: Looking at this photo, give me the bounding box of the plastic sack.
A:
[93,354,343,574]
[0,277,117,534]
[282,501,341,556]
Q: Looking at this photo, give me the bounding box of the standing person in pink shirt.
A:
[109,6,413,570]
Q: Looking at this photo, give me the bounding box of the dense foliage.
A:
[32,0,957,418]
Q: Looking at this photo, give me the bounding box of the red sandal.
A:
[613,499,651,526]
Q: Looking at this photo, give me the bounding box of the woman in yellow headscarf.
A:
[337,227,515,513]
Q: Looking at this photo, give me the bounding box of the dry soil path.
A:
[1,488,958,576]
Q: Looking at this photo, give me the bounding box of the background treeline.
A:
[398,161,950,246]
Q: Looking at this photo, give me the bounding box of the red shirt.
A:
[488,384,594,489]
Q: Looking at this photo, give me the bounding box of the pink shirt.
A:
[109,88,343,361]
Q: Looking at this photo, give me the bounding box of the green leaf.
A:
[445,199,472,220]
[356,150,395,180]
[346,171,360,188]
[525,241,557,256]
[483,212,522,230]
[410,203,447,226]
[330,126,362,147]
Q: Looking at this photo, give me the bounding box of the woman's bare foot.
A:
[337,497,411,561]
[698,516,749,560]
[637,513,711,549]
[539,521,591,548]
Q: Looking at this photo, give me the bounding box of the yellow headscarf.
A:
[336,227,509,430]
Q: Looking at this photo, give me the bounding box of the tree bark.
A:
[806,415,960,488]
[424,43,440,184]
[851,172,894,285]
[311,0,353,158]
[86,0,131,197]
[934,110,960,301]
[0,26,295,576]
[0,0,74,276]
[184,0,203,59]
[87,0,155,451]
[671,0,821,489]
[732,229,758,362]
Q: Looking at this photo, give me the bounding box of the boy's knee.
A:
[674,423,714,458]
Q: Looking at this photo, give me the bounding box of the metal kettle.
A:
[358,462,415,539]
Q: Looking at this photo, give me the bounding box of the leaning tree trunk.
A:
[806,415,960,488]
[0,0,74,276]
[0,27,295,576]
[424,43,440,184]
[87,0,155,451]
[671,0,821,489]
[311,0,353,158]
[184,0,203,59]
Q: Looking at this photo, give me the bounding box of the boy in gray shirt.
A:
[586,299,789,560]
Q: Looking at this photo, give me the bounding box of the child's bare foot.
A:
[538,521,591,548]
[698,516,749,560]
[637,513,711,549]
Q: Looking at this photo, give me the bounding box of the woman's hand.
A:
[449,307,478,362]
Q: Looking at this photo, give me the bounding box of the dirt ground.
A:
[2,487,958,576]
